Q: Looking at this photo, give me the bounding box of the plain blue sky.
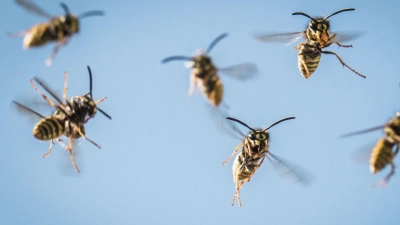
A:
[1,0,400,224]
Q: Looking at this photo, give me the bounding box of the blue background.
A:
[1,0,400,224]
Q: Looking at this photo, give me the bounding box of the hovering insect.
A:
[222,116,311,206]
[13,66,111,172]
[10,0,104,66]
[255,8,365,79]
[162,33,258,107]
[341,112,400,187]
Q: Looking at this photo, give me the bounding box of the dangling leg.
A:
[76,127,101,149]
[63,71,68,101]
[68,137,80,172]
[188,74,196,97]
[321,50,366,78]
[43,139,54,158]
[222,143,243,165]
[45,38,68,66]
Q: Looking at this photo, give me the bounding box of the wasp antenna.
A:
[325,8,355,20]
[205,33,228,54]
[87,66,93,99]
[60,2,70,15]
[79,10,105,19]
[292,12,316,21]
[263,116,295,131]
[97,107,112,120]
[226,117,256,132]
[161,56,192,64]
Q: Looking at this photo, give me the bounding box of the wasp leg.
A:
[188,74,196,97]
[76,127,101,149]
[321,50,366,78]
[222,142,243,165]
[294,42,305,50]
[68,137,80,172]
[45,38,68,66]
[56,138,68,150]
[30,79,58,107]
[95,97,107,105]
[63,71,69,101]
[333,42,352,48]
[43,139,54,158]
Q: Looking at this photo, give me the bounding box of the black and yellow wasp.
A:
[341,112,400,187]
[10,0,104,66]
[13,66,111,172]
[222,116,312,206]
[162,33,258,107]
[255,8,365,79]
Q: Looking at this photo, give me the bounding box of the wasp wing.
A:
[267,152,314,185]
[330,31,365,44]
[15,0,52,18]
[339,125,385,138]
[218,63,258,80]
[254,31,305,45]
[12,100,45,119]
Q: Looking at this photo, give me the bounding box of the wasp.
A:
[13,66,111,172]
[10,0,104,66]
[222,116,311,206]
[341,112,400,187]
[162,33,258,107]
[255,8,365,79]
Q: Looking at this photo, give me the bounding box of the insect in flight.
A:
[222,116,311,206]
[13,66,111,172]
[255,8,365,79]
[10,0,104,66]
[341,112,400,187]
[162,33,258,107]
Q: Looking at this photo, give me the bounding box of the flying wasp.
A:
[162,33,258,107]
[254,8,365,79]
[222,116,311,206]
[341,112,400,187]
[10,0,104,66]
[13,66,111,172]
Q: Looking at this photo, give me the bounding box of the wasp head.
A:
[307,18,330,45]
[247,130,270,155]
[59,15,80,34]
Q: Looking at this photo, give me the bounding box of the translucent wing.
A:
[12,100,45,119]
[218,63,258,80]
[207,106,245,140]
[254,31,305,45]
[267,152,314,185]
[15,0,52,18]
[330,31,365,44]
[339,125,385,138]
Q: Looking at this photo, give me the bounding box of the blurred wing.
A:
[206,105,245,140]
[218,63,258,80]
[351,142,375,164]
[15,0,52,18]
[12,100,45,119]
[267,152,314,186]
[331,31,365,44]
[254,31,305,46]
[339,125,385,138]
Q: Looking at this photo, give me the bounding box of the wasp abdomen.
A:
[370,138,395,174]
[298,51,321,79]
[204,75,223,106]
[33,117,64,140]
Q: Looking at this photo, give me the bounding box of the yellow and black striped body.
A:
[191,55,224,106]
[370,137,395,174]
[33,115,65,140]
[23,15,79,49]
[297,40,321,79]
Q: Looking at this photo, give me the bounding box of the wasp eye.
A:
[248,133,256,140]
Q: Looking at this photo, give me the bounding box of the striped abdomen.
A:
[232,152,263,182]
[298,51,321,79]
[370,138,395,174]
[33,116,64,140]
[203,75,223,107]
